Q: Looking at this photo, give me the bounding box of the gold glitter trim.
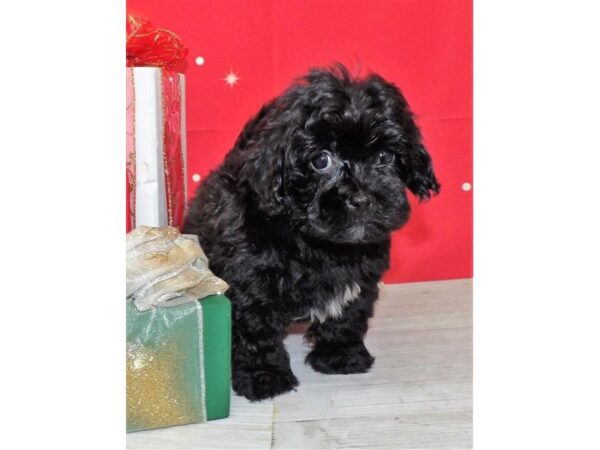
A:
[126,69,137,227]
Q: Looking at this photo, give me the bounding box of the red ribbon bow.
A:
[126,14,188,69]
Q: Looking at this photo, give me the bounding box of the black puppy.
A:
[183,65,439,401]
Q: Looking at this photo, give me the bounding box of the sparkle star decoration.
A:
[223,70,240,88]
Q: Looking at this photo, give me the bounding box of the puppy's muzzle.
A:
[345,193,371,213]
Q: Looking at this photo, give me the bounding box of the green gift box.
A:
[126,294,231,432]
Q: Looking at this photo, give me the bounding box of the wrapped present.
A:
[126,15,189,232]
[126,226,231,432]
[126,68,187,231]
[126,295,231,432]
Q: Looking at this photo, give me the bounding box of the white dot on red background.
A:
[462,182,472,191]
[195,56,205,66]
[192,174,201,182]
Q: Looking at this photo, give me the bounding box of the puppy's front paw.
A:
[232,366,299,401]
[306,341,375,374]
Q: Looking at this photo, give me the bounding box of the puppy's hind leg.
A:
[305,285,377,374]
[231,295,298,401]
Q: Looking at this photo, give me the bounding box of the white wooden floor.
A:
[127,279,473,450]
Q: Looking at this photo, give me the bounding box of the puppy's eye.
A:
[377,150,395,165]
[311,152,332,171]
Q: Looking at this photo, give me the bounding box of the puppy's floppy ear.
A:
[364,74,441,201]
[401,141,440,201]
[234,100,289,216]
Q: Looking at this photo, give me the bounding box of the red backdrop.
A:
[127,0,472,283]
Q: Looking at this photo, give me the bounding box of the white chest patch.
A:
[309,283,362,323]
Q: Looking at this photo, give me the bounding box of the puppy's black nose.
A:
[346,194,370,211]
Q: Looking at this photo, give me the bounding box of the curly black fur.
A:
[183,64,440,401]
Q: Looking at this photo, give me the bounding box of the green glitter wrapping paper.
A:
[126,295,231,432]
